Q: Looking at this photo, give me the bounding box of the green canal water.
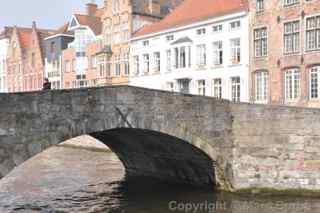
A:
[0,146,319,213]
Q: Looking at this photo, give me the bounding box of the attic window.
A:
[143,40,149,46]
[70,18,78,28]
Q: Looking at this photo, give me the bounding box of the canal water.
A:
[0,145,320,213]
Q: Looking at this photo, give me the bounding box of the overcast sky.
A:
[0,0,104,30]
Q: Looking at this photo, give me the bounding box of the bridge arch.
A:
[0,86,234,190]
[90,128,215,186]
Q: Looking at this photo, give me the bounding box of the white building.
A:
[0,29,10,93]
[130,0,249,102]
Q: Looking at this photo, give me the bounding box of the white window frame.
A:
[230,38,241,64]
[197,80,206,96]
[285,68,300,101]
[143,54,150,73]
[306,15,320,51]
[255,71,269,103]
[213,41,223,65]
[310,66,320,99]
[254,27,268,57]
[212,78,222,99]
[231,77,241,102]
[196,44,206,67]
[284,20,300,54]
[153,52,160,72]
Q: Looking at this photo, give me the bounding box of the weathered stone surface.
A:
[0,86,320,192]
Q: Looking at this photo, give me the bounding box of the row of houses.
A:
[1,0,320,108]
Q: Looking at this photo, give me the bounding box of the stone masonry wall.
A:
[231,103,320,191]
[1,86,320,193]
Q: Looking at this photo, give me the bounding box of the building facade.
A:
[130,0,250,102]
[249,0,320,107]
[0,27,11,92]
[44,24,74,90]
[6,23,53,92]
[61,4,105,89]
[96,0,184,86]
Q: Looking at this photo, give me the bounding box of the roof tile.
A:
[134,0,248,37]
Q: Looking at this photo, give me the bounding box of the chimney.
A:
[149,0,161,17]
[86,3,98,16]
[32,21,37,29]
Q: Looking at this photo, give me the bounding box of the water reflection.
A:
[0,146,319,213]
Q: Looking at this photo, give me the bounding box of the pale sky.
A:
[0,0,104,30]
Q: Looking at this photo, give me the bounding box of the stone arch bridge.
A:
[1,86,320,192]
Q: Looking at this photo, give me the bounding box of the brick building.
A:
[96,0,184,86]
[61,4,105,88]
[249,0,320,107]
[0,27,12,92]
[6,23,53,92]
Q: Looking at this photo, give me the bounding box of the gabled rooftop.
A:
[133,0,248,38]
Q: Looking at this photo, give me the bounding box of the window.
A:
[231,77,241,102]
[196,44,206,66]
[255,71,269,102]
[178,79,190,94]
[256,0,264,13]
[230,38,241,64]
[143,54,149,73]
[65,60,71,72]
[31,53,35,67]
[91,56,97,68]
[50,41,56,54]
[115,55,121,76]
[230,21,241,30]
[197,80,206,96]
[285,68,300,100]
[143,40,149,46]
[166,35,174,41]
[306,15,320,51]
[98,56,105,77]
[212,25,223,33]
[283,0,299,7]
[166,82,174,92]
[213,41,223,65]
[133,56,139,75]
[284,21,300,54]
[113,0,120,14]
[174,47,186,69]
[154,52,160,72]
[254,27,268,57]
[213,79,222,99]
[123,53,129,76]
[166,50,171,72]
[310,66,320,99]
[196,28,206,35]
[179,47,186,68]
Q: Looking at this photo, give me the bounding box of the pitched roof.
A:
[74,14,102,35]
[18,29,32,48]
[10,26,54,49]
[0,27,13,39]
[134,0,248,38]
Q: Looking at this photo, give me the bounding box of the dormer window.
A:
[196,28,206,35]
[166,35,174,41]
[230,21,241,30]
[143,40,149,46]
[70,18,78,28]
